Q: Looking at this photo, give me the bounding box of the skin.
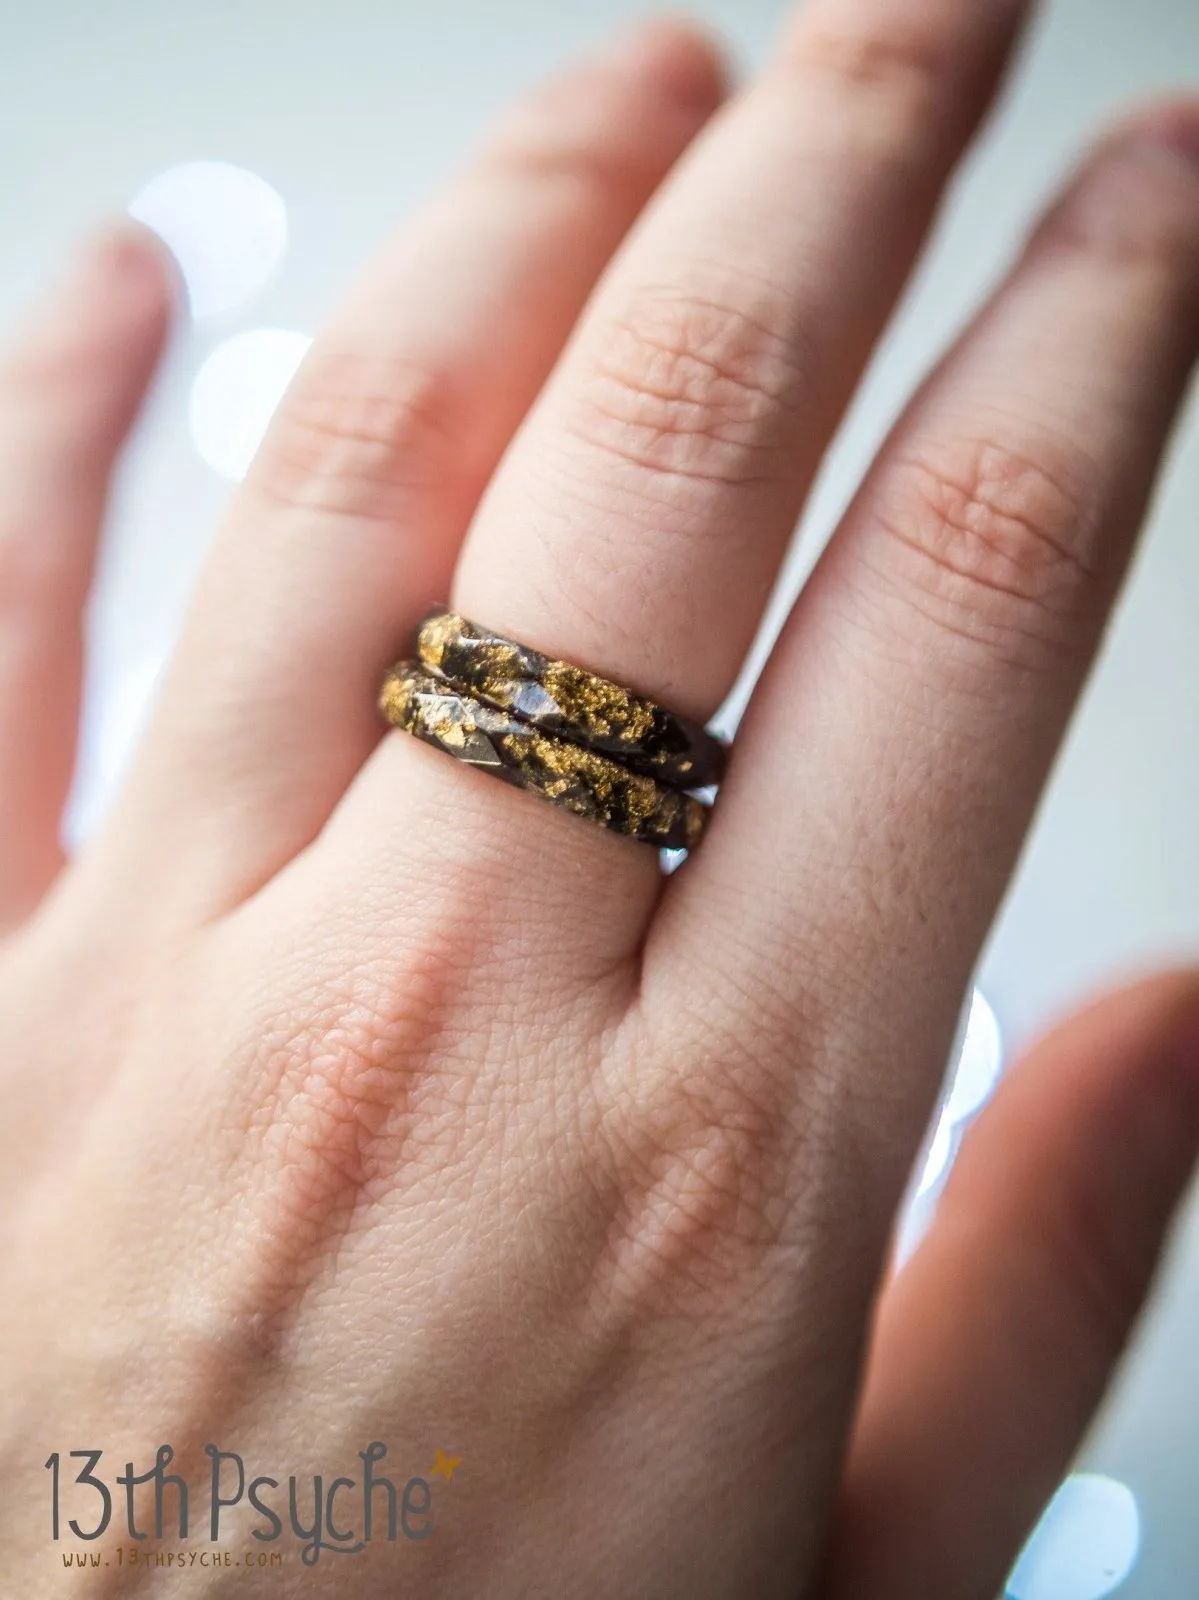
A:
[2,3,1199,1594]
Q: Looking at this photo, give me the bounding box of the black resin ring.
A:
[414,611,727,790]
[380,664,708,851]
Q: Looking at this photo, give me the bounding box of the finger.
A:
[331,0,1031,957]
[113,23,727,917]
[0,223,172,930]
[823,970,1199,1600]
[658,112,1199,1242]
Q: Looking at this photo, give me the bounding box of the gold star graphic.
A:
[431,1448,463,1483]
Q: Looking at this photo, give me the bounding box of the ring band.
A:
[380,664,708,850]
[415,611,726,789]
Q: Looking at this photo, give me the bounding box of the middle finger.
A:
[339,0,1032,952]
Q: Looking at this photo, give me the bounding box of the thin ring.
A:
[380,664,708,850]
[415,611,727,789]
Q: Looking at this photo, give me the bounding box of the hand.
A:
[3,5,1199,1595]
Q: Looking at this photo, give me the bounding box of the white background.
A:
[2,0,1198,1592]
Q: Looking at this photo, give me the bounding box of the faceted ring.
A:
[379,664,709,851]
[415,611,727,790]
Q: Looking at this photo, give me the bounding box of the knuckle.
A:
[564,285,805,489]
[249,346,464,522]
[478,31,718,197]
[870,435,1105,665]
[790,17,953,101]
[594,1016,800,1315]
[482,82,661,196]
[779,6,967,143]
[1033,141,1199,275]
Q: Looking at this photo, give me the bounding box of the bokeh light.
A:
[1007,1473,1141,1600]
[895,987,1005,1266]
[189,328,312,481]
[129,160,287,317]
[916,1111,954,1198]
[946,988,1004,1125]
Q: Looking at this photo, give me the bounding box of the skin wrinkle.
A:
[480,113,693,197]
[222,923,486,1326]
[204,838,640,1354]
[884,437,1102,589]
[561,283,819,495]
[246,360,473,521]
[593,1049,795,1316]
[856,549,1103,679]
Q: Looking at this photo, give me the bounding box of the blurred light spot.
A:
[916,1111,954,1198]
[189,328,311,481]
[1007,1474,1140,1600]
[896,988,1004,1268]
[946,988,1004,1125]
[129,161,287,318]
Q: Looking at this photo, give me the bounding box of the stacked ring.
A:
[380,663,708,850]
[380,612,725,849]
[414,611,726,789]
